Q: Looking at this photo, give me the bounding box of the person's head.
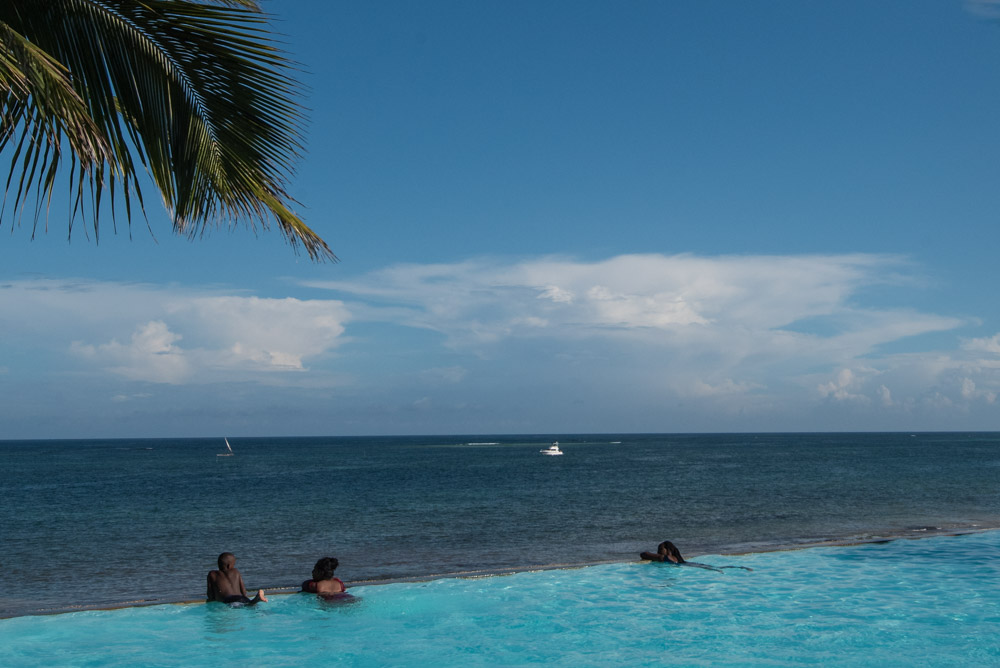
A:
[218,552,236,570]
[312,557,339,581]
[657,541,685,564]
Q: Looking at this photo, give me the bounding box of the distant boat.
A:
[540,442,563,456]
[217,438,234,457]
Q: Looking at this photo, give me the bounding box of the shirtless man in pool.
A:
[207,552,268,606]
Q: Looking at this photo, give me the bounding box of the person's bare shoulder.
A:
[316,579,345,594]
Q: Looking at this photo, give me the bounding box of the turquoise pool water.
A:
[3,532,999,666]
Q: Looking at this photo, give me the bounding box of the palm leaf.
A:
[0,0,334,260]
[0,23,113,235]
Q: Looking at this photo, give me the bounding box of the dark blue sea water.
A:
[2,432,1000,619]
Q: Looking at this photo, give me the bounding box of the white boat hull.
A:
[540,442,563,455]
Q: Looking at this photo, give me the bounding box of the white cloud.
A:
[584,283,709,327]
[961,377,977,399]
[963,333,1000,355]
[82,296,349,382]
[307,253,910,340]
[538,285,574,303]
[308,252,958,370]
[0,278,351,385]
[301,252,1000,420]
[177,296,349,371]
[4,254,998,432]
[960,376,996,404]
[877,384,893,407]
[690,378,762,397]
[73,320,189,383]
[818,368,870,403]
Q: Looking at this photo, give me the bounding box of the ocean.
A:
[2,432,999,619]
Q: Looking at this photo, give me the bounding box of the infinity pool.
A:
[3,533,999,666]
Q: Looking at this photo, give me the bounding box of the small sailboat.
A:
[217,437,234,457]
[540,442,563,456]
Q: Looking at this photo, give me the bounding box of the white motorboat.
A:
[540,442,563,456]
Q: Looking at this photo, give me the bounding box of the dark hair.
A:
[218,552,235,569]
[313,556,339,580]
[657,541,685,563]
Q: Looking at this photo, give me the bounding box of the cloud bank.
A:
[0,279,350,385]
[305,253,998,428]
[3,252,999,435]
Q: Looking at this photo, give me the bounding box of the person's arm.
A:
[682,561,723,572]
[207,572,218,601]
[237,572,249,597]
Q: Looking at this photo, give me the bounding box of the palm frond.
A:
[0,0,334,260]
[0,22,114,235]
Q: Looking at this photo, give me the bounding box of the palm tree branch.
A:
[0,0,334,260]
[0,22,113,231]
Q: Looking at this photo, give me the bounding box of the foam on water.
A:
[3,532,1000,666]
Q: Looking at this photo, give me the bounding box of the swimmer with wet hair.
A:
[640,540,685,563]
[301,556,346,595]
[207,552,268,606]
[640,541,752,572]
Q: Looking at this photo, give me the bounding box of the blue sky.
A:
[3,0,1000,438]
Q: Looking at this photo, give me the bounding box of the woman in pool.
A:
[640,540,752,572]
[640,540,685,563]
[301,556,347,595]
